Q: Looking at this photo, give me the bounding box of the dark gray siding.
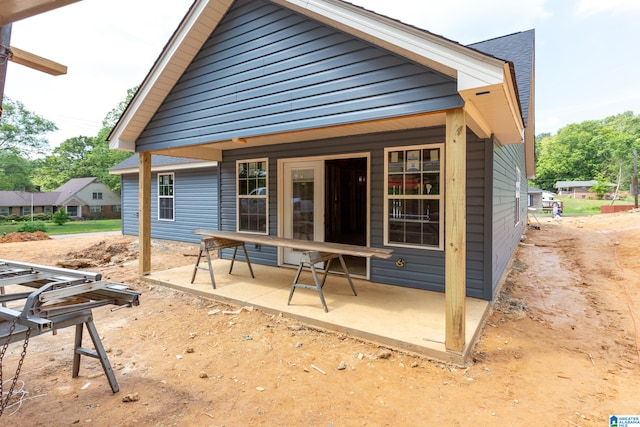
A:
[491,140,527,296]
[120,168,218,243]
[220,127,490,298]
[136,0,462,152]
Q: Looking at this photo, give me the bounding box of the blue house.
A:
[108,0,535,354]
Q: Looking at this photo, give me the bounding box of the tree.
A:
[533,112,640,193]
[0,96,57,158]
[33,136,99,190]
[0,147,35,190]
[30,88,136,191]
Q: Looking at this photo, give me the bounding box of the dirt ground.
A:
[1,211,639,426]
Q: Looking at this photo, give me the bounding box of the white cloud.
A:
[576,0,640,16]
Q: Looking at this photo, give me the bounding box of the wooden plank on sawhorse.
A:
[288,251,357,312]
[191,237,255,289]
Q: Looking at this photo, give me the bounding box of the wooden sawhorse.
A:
[288,251,357,312]
[191,237,255,289]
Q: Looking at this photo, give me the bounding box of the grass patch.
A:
[559,198,628,216]
[0,219,122,236]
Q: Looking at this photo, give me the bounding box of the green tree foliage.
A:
[534,112,640,192]
[31,88,136,191]
[0,97,57,158]
[0,147,35,190]
[33,136,99,190]
[51,208,70,225]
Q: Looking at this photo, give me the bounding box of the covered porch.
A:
[144,258,490,365]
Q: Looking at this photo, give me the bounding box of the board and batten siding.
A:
[491,140,527,297]
[220,127,491,299]
[135,0,462,152]
[121,168,218,243]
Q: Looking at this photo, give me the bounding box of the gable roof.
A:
[53,177,97,205]
[109,0,530,155]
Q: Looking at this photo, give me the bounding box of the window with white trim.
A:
[384,144,443,249]
[0,207,9,216]
[90,205,102,213]
[158,173,174,221]
[237,159,268,233]
[92,192,103,200]
[515,167,521,225]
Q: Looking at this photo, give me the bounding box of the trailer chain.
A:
[0,317,31,417]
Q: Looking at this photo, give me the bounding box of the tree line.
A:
[533,111,640,194]
[0,88,136,192]
[1,92,639,196]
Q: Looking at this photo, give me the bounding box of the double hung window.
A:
[237,159,268,233]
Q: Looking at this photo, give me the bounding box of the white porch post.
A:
[445,108,466,353]
[139,152,151,276]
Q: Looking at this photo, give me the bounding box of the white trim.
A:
[110,161,218,175]
[384,143,444,250]
[276,0,504,87]
[277,152,371,278]
[157,172,175,222]
[236,158,269,235]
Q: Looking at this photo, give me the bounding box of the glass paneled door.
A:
[282,161,324,265]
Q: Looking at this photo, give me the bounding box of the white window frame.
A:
[0,207,10,216]
[236,158,268,234]
[158,172,175,222]
[515,167,521,226]
[90,205,103,213]
[384,143,444,250]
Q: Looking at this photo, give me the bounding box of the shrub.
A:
[5,214,21,222]
[33,213,52,221]
[17,221,47,233]
[52,209,71,225]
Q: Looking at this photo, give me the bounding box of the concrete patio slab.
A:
[144,259,490,365]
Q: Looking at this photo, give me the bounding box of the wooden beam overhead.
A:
[9,46,67,75]
[0,0,82,25]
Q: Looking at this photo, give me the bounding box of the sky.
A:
[4,0,640,149]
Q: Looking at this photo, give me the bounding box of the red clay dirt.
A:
[0,211,639,426]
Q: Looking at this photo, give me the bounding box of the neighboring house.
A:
[107,0,535,354]
[0,177,121,219]
[528,187,543,209]
[555,180,613,200]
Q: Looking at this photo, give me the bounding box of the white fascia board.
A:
[278,0,504,87]
[109,161,218,176]
[109,0,231,151]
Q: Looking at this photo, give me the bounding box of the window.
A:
[92,192,103,200]
[0,207,9,216]
[43,206,53,213]
[112,205,121,212]
[158,173,174,221]
[90,205,103,213]
[385,144,443,249]
[515,167,521,225]
[237,159,268,233]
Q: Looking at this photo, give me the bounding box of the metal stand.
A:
[0,259,140,398]
[191,237,255,289]
[288,251,357,312]
[73,319,119,392]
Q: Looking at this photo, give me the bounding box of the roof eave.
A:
[109,0,235,151]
